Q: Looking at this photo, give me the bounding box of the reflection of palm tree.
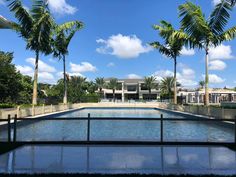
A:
[108,78,119,102]
[53,21,83,104]
[144,76,157,100]
[177,1,236,105]
[8,0,54,105]
[150,21,184,104]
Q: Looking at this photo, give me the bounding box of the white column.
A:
[122,82,125,102]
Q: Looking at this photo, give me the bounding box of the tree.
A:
[150,21,185,104]
[160,77,180,101]
[8,0,54,105]
[0,51,22,103]
[177,1,236,105]
[144,76,157,100]
[17,75,33,104]
[53,21,83,104]
[0,15,12,29]
[108,78,119,102]
[95,77,105,98]
[199,80,205,90]
[68,76,87,103]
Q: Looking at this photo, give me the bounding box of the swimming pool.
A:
[0,107,234,142]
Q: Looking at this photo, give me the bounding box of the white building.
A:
[178,88,236,104]
[101,79,160,102]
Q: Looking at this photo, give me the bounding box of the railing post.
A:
[235,116,236,145]
[7,115,11,142]
[13,114,17,142]
[87,113,90,142]
[160,114,163,143]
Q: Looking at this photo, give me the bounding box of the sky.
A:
[0,0,236,88]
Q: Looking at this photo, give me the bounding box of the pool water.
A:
[0,145,236,175]
[0,108,234,142]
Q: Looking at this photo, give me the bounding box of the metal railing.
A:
[1,113,236,145]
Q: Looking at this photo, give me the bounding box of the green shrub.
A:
[0,103,15,108]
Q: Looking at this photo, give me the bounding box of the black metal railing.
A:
[0,114,236,145]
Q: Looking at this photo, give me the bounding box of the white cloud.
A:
[70,62,97,73]
[202,74,225,84]
[127,74,142,79]
[47,0,77,15]
[212,0,221,5]
[26,58,56,73]
[56,71,84,79]
[38,72,55,83]
[209,60,227,70]
[96,34,152,59]
[180,47,195,56]
[209,44,234,60]
[16,65,34,76]
[107,62,115,67]
[153,65,197,87]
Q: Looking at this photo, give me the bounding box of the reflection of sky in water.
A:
[0,145,236,175]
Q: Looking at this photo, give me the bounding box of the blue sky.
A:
[0,0,236,88]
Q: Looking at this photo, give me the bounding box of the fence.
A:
[1,113,236,146]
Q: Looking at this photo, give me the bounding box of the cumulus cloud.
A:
[96,34,152,59]
[202,74,225,84]
[47,0,77,15]
[209,60,227,70]
[209,44,234,60]
[26,58,56,73]
[180,47,195,56]
[107,62,115,67]
[153,65,197,87]
[127,74,142,79]
[16,58,57,83]
[70,62,97,73]
[16,65,34,75]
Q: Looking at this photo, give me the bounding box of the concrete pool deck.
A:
[0,145,236,175]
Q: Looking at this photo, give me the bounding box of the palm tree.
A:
[144,76,157,100]
[53,21,83,104]
[150,21,185,105]
[199,80,205,90]
[95,77,105,98]
[177,1,236,106]
[108,78,119,102]
[160,77,181,101]
[8,0,54,105]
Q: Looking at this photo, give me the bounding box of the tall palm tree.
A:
[144,76,157,100]
[53,21,83,104]
[8,0,54,105]
[150,21,185,104]
[108,78,119,102]
[95,77,105,98]
[177,1,236,106]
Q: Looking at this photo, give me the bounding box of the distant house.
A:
[178,88,236,104]
[100,79,160,102]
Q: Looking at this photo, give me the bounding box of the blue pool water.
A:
[0,108,234,142]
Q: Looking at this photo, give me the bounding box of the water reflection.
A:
[0,145,236,175]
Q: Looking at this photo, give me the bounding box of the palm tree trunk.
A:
[32,51,39,105]
[113,89,115,102]
[173,57,177,104]
[205,48,209,106]
[63,55,67,104]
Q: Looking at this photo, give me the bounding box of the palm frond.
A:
[179,2,210,39]
[209,0,232,35]
[220,26,236,40]
[150,42,173,58]
[56,21,83,33]
[7,0,33,37]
